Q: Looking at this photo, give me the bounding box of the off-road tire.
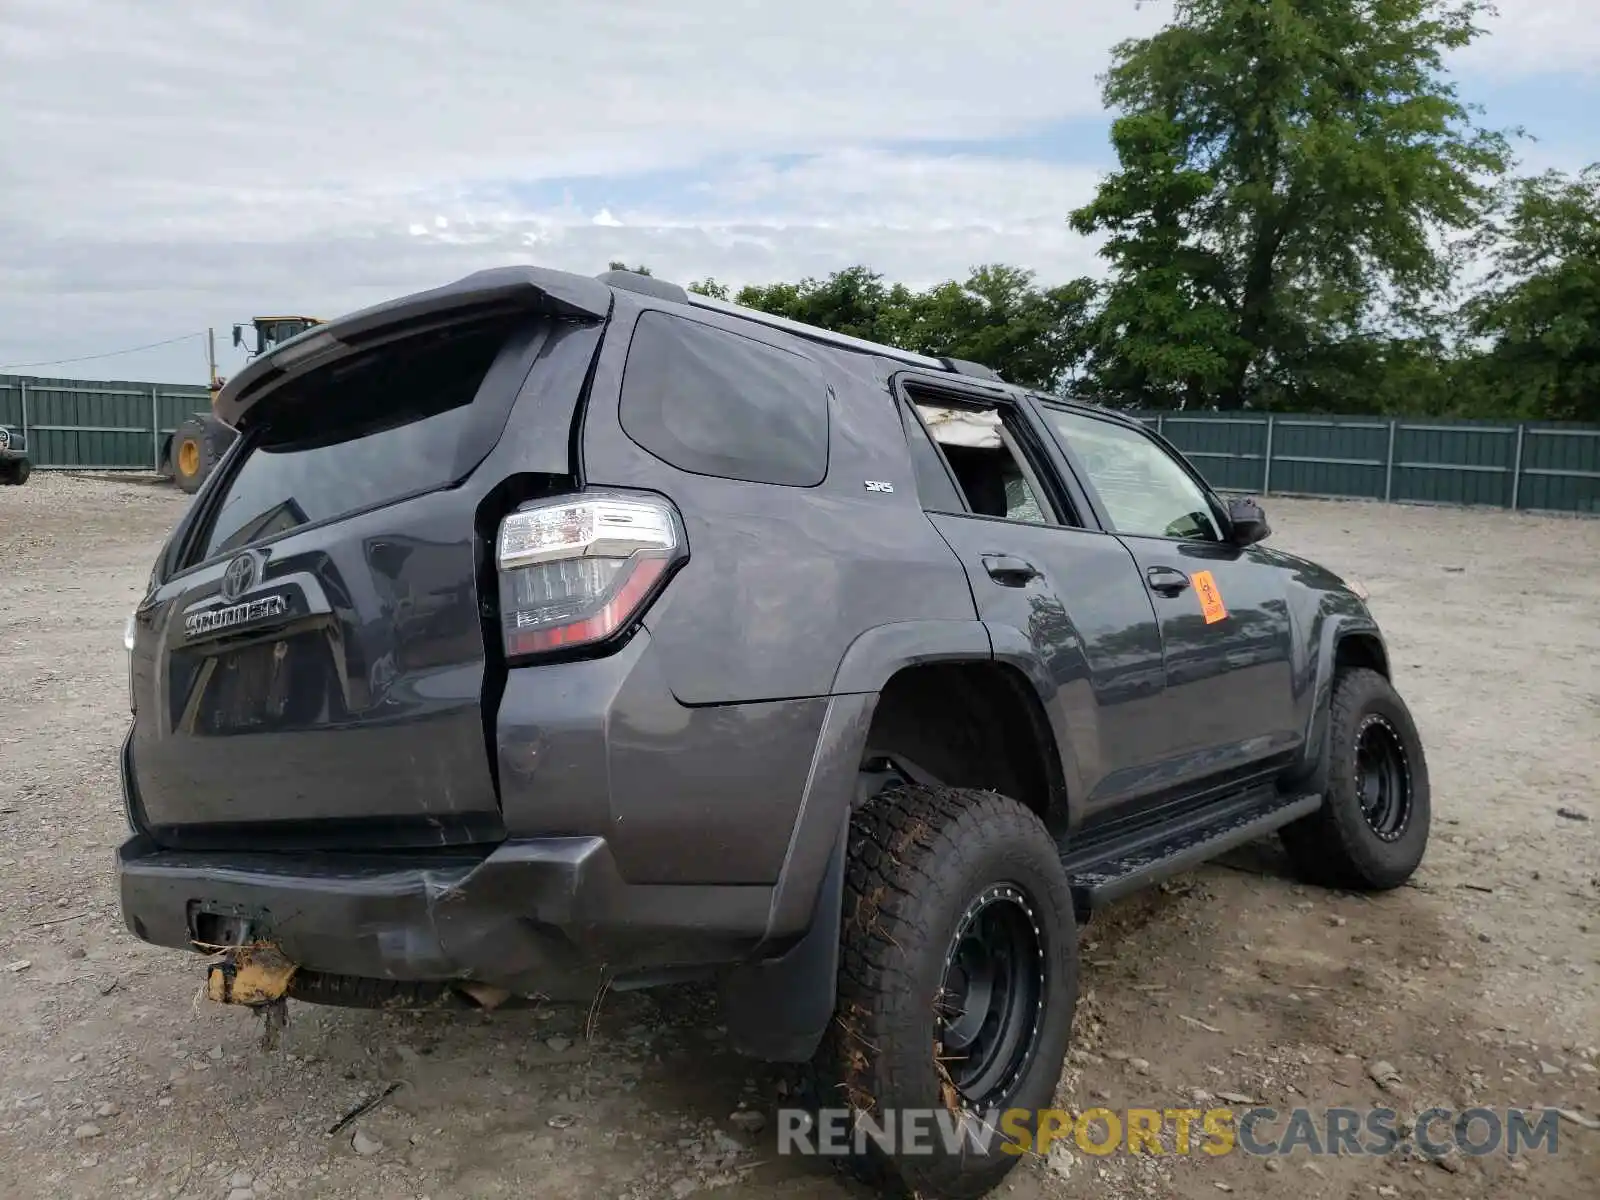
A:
[809,784,1078,1199]
[0,459,28,486]
[1281,668,1431,890]
[170,416,214,494]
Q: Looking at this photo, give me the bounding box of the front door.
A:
[1030,403,1301,788]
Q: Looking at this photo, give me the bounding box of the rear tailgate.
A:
[128,279,607,850]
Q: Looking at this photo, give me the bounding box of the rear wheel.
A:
[0,459,28,486]
[169,416,213,494]
[1281,668,1431,890]
[811,784,1077,1198]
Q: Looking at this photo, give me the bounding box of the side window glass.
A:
[910,399,1053,525]
[1041,407,1223,542]
[619,311,829,487]
[899,404,966,513]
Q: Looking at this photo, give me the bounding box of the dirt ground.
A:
[1,472,1596,1200]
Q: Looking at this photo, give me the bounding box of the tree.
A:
[1071,0,1512,410]
[607,261,652,275]
[729,265,1096,390]
[890,266,1099,391]
[1460,167,1600,423]
[734,266,908,344]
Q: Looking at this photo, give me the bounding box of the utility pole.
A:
[207,327,220,407]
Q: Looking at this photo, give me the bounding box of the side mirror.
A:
[1227,496,1271,547]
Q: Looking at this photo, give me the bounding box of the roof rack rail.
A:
[595,270,689,304]
[684,292,949,371]
[594,269,1001,380]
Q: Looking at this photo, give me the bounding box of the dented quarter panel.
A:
[495,630,827,885]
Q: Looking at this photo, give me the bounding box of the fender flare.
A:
[1297,614,1389,792]
[770,619,995,941]
[985,621,1085,827]
[828,618,991,695]
[720,621,996,1062]
[722,618,1086,1061]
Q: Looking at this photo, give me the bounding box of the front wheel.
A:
[811,784,1078,1199]
[0,458,28,486]
[1281,667,1431,890]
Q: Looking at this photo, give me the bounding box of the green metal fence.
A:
[1136,412,1600,515]
[3,370,1597,514]
[0,373,211,472]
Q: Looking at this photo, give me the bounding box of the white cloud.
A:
[0,0,1162,378]
[0,0,1591,381]
[0,0,1138,379]
[1462,0,1600,76]
[0,0,1152,228]
[0,149,1112,380]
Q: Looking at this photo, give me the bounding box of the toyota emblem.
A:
[220,553,258,602]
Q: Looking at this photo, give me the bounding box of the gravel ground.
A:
[1,472,1596,1200]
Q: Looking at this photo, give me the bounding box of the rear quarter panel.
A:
[578,298,978,706]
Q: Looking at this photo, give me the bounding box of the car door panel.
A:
[926,513,1168,819]
[1026,401,1302,787]
[1117,537,1302,770]
[894,389,1174,824]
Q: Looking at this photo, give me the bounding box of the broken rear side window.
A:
[910,400,1051,525]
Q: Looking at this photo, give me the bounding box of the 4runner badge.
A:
[864,480,894,493]
[184,595,288,639]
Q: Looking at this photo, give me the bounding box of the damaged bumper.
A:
[117,833,773,1002]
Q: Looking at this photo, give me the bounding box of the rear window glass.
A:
[618,311,829,487]
[197,324,508,561]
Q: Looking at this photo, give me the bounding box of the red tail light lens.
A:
[494,493,683,657]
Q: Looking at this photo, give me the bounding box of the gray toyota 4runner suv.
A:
[119,266,1430,1198]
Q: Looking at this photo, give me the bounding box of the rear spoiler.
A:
[214,267,613,430]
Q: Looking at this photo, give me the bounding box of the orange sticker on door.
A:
[1192,570,1228,624]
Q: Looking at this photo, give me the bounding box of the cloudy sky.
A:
[1,0,1596,383]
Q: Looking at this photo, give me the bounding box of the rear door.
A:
[128,316,560,850]
[898,385,1170,821]
[1031,402,1301,781]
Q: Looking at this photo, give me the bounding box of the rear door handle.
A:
[1146,566,1190,596]
[982,555,1040,586]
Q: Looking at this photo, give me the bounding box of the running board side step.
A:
[1061,787,1323,919]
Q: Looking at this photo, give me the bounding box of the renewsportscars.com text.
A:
[776,1105,1567,1159]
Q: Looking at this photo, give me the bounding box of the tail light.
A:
[494,492,684,657]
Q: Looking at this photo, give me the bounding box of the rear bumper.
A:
[117,833,772,1000]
